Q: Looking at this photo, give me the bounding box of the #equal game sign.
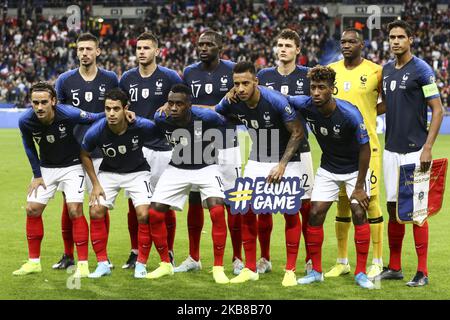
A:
[397,158,448,226]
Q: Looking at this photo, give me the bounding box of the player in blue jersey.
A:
[256,28,314,275]
[377,21,444,287]
[80,88,161,279]
[53,32,119,270]
[288,66,374,289]
[13,82,105,278]
[119,32,182,269]
[216,61,305,286]
[175,30,244,276]
[150,84,229,284]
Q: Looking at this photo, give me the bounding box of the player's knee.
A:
[206,197,224,208]
[188,191,202,204]
[89,205,106,219]
[150,202,169,213]
[67,203,83,219]
[26,203,43,217]
[352,209,367,225]
[135,205,149,224]
[308,207,325,226]
[386,202,397,221]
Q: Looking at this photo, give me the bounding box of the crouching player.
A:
[289,66,374,289]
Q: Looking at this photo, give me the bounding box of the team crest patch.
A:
[344,81,351,92]
[142,88,149,99]
[205,83,213,94]
[281,85,289,95]
[320,127,328,136]
[118,145,127,154]
[390,80,396,91]
[85,92,93,102]
[46,135,55,143]
[250,119,259,129]
[284,105,293,115]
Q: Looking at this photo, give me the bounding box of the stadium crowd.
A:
[0,0,449,109]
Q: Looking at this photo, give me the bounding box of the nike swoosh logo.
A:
[103,143,113,147]
[130,83,138,88]
[71,89,80,93]
[78,190,84,193]
[92,240,101,245]
[266,82,275,86]
[306,117,315,122]
[383,76,389,80]
[192,80,201,84]
[32,132,42,135]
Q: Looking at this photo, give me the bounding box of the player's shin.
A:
[226,205,242,261]
[26,215,44,260]
[127,199,139,251]
[354,223,370,275]
[90,216,108,262]
[148,208,170,262]
[284,213,301,271]
[306,224,324,273]
[258,214,273,261]
[242,209,257,272]
[413,221,429,275]
[209,205,227,266]
[61,200,74,258]
[72,215,89,261]
[165,210,176,252]
[137,223,151,264]
[300,200,311,262]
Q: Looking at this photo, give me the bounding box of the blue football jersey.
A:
[82,117,159,173]
[55,68,119,158]
[288,95,369,174]
[154,107,226,170]
[382,56,440,153]
[183,59,235,106]
[119,66,183,151]
[257,65,311,153]
[19,104,105,178]
[216,86,299,163]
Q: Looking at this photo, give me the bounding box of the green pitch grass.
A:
[1,128,449,300]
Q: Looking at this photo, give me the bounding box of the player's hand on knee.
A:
[125,110,136,123]
[266,163,286,184]
[156,102,171,117]
[350,188,369,211]
[28,177,46,198]
[90,184,106,207]
[419,147,432,172]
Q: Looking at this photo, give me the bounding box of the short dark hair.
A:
[170,84,191,99]
[77,32,99,46]
[105,88,128,107]
[307,65,336,87]
[137,32,159,46]
[388,20,414,37]
[199,30,223,47]
[30,82,56,99]
[276,28,301,48]
[233,61,256,76]
[342,27,363,40]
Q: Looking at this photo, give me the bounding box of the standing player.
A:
[256,28,314,274]
[53,32,119,269]
[119,32,182,269]
[326,28,384,280]
[216,62,305,286]
[176,30,244,275]
[377,21,444,286]
[13,82,104,277]
[80,88,159,279]
[289,66,374,289]
[150,84,229,284]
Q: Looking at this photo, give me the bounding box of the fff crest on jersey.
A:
[344,81,351,92]
[142,88,149,99]
[250,120,259,129]
[220,76,228,84]
[280,85,289,95]
[390,80,397,91]
[85,92,93,102]
[320,127,328,136]
[205,83,213,94]
[46,135,55,143]
[118,145,127,154]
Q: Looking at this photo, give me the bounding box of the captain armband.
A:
[422,83,439,98]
